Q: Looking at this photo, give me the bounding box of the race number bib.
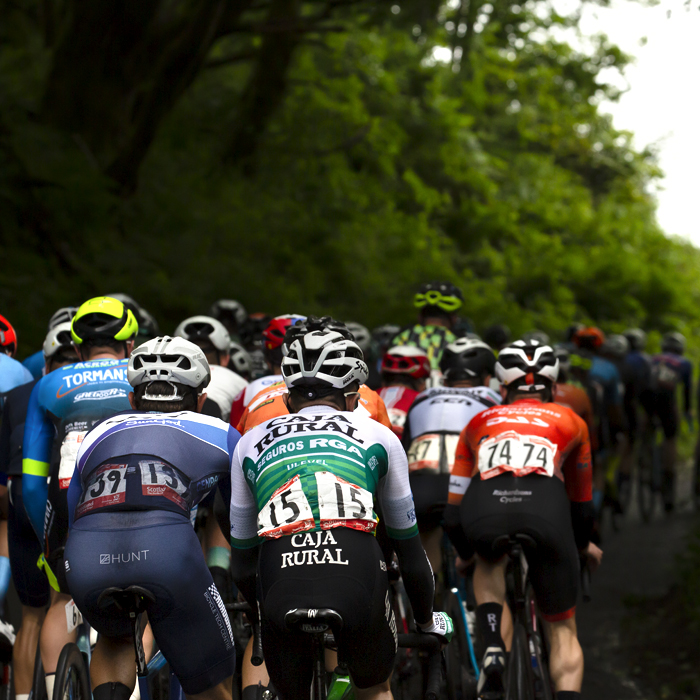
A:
[407,434,460,474]
[139,460,189,511]
[477,431,557,480]
[76,463,128,518]
[258,475,315,539]
[315,472,376,533]
[59,430,88,489]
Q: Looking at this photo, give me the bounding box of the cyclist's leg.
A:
[40,589,77,693]
[241,636,271,700]
[353,679,392,700]
[90,635,135,689]
[658,391,679,511]
[8,475,50,698]
[543,617,584,693]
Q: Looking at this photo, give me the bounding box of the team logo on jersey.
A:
[74,388,128,402]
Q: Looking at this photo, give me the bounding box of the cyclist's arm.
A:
[229,437,260,605]
[562,417,594,550]
[21,381,52,541]
[401,406,414,451]
[373,393,393,430]
[380,432,434,625]
[67,465,82,529]
[444,425,473,558]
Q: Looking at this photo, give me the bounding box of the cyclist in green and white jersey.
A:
[229,329,452,700]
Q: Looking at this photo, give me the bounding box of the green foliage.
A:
[1,0,698,356]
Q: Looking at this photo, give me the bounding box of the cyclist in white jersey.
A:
[403,338,500,572]
[229,329,452,700]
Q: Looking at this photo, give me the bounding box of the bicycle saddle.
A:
[492,533,537,555]
[97,585,156,613]
[284,608,344,634]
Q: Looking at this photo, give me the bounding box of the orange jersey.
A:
[236,380,392,433]
[449,398,592,506]
[554,382,598,452]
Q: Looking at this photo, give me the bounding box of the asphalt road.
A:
[578,467,695,699]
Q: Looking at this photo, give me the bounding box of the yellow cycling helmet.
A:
[71,296,139,345]
[413,282,464,313]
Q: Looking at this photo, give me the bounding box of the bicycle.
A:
[283,608,444,700]
[637,417,662,522]
[493,534,553,700]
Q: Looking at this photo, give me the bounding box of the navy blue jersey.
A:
[0,379,38,478]
[68,411,240,526]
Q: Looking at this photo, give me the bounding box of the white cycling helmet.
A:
[43,322,75,360]
[282,330,368,392]
[210,299,247,327]
[174,315,230,353]
[48,307,78,330]
[495,340,559,393]
[229,341,253,376]
[345,322,371,355]
[128,336,210,400]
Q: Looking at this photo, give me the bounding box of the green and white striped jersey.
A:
[230,405,418,548]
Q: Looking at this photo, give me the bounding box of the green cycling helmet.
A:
[71,296,139,345]
[414,281,464,313]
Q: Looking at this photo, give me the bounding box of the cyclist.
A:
[573,327,623,516]
[22,296,137,697]
[378,346,431,438]
[108,293,160,346]
[445,340,601,700]
[21,308,78,380]
[0,314,33,399]
[649,331,693,512]
[229,329,452,700]
[228,341,253,381]
[236,317,392,434]
[210,299,248,343]
[229,315,305,429]
[392,281,463,370]
[0,322,78,698]
[402,338,500,572]
[64,336,238,700]
[174,316,248,422]
[239,313,273,380]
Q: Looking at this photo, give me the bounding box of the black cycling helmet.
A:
[282,316,353,356]
[440,338,496,383]
[483,324,511,350]
[414,281,463,314]
[661,331,685,355]
[623,328,647,352]
[564,323,585,343]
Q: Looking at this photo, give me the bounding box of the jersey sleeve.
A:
[448,425,474,505]
[229,437,261,549]
[561,415,593,503]
[378,430,419,540]
[373,393,393,430]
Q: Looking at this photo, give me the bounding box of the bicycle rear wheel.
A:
[505,625,534,700]
[52,643,90,700]
[443,591,477,700]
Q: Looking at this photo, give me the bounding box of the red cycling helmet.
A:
[263,315,306,366]
[381,346,431,379]
[0,314,18,356]
[573,326,605,351]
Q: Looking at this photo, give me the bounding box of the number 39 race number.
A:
[477,431,557,480]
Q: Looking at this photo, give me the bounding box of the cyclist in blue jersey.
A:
[65,336,238,700]
[22,296,138,697]
[0,322,77,700]
[21,308,78,380]
[649,332,693,512]
[0,314,33,401]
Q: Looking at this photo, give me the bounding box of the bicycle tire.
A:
[505,625,534,700]
[444,592,477,700]
[30,638,47,700]
[52,643,90,700]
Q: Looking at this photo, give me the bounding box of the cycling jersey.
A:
[22,358,132,541]
[0,354,33,407]
[392,324,456,370]
[402,386,500,472]
[205,365,247,422]
[67,411,237,525]
[553,382,597,452]
[651,352,692,408]
[377,385,419,438]
[236,380,392,433]
[22,350,45,380]
[448,398,592,506]
[229,406,418,547]
[229,374,281,428]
